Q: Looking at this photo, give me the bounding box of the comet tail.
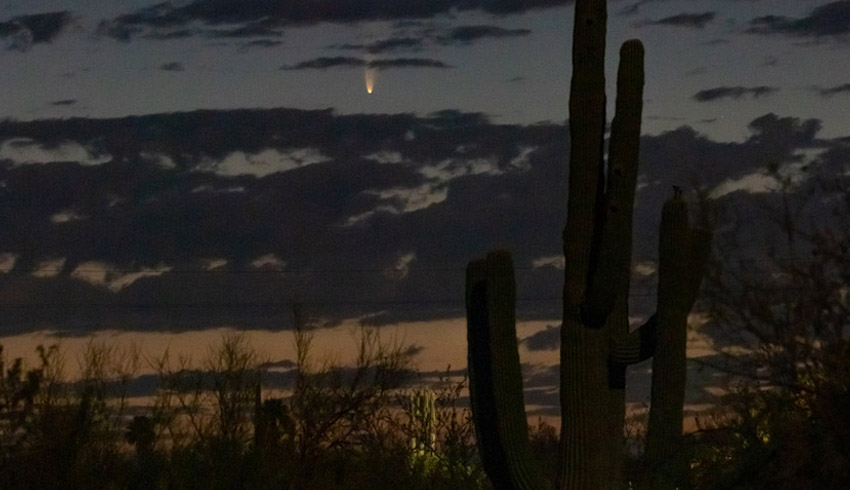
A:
[365,67,376,94]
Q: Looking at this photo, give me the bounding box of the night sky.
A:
[1,1,849,413]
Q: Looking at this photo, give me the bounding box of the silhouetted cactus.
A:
[644,193,712,490]
[465,1,711,489]
[407,389,437,457]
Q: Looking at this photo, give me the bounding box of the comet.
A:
[365,66,376,94]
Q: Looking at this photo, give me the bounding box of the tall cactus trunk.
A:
[465,1,711,490]
[561,1,646,486]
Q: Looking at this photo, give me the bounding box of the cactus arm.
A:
[609,314,657,365]
[466,251,548,490]
[645,191,712,490]
[563,0,608,314]
[581,40,645,329]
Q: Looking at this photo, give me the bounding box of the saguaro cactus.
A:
[407,389,437,457]
[465,1,711,490]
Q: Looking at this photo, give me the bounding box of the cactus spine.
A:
[465,1,711,490]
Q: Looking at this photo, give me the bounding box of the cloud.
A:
[206,22,283,38]
[0,11,72,50]
[365,151,404,164]
[160,62,185,72]
[692,86,778,102]
[0,108,846,335]
[70,262,172,292]
[143,29,193,40]
[335,24,532,55]
[250,254,286,270]
[31,258,66,278]
[438,25,532,44]
[532,255,564,269]
[384,252,416,280]
[814,83,850,97]
[708,171,787,200]
[747,1,850,38]
[283,56,365,70]
[522,324,561,351]
[369,58,451,69]
[283,56,450,70]
[620,1,649,16]
[0,108,567,332]
[347,184,448,224]
[644,12,716,29]
[197,148,332,177]
[50,210,87,224]
[0,138,111,166]
[241,39,282,49]
[102,0,570,41]
[338,37,423,54]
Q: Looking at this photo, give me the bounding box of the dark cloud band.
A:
[101,0,569,41]
[747,1,850,39]
[815,83,850,97]
[0,10,71,50]
[283,56,451,70]
[643,12,716,29]
[0,108,844,335]
[692,86,778,102]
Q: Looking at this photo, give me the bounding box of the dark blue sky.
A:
[1,1,850,140]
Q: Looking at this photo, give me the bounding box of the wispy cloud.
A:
[100,0,568,41]
[643,12,716,29]
[283,56,365,70]
[160,62,185,72]
[437,25,532,44]
[693,86,779,102]
[241,39,282,49]
[283,56,450,70]
[337,37,423,54]
[813,83,850,97]
[369,58,451,69]
[620,1,649,17]
[336,24,532,55]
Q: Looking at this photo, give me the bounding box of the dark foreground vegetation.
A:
[0,322,494,490]
[686,179,850,490]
